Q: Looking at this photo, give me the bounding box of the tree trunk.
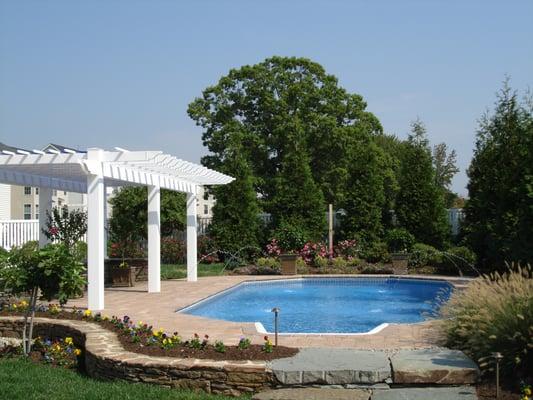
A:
[22,287,38,355]
[26,288,38,354]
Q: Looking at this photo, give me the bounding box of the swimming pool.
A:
[179,277,453,334]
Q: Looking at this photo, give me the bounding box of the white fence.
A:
[0,219,40,250]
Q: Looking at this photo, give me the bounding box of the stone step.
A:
[269,348,391,385]
[253,386,478,400]
[390,349,480,384]
[268,347,479,386]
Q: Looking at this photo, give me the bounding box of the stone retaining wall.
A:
[0,316,272,397]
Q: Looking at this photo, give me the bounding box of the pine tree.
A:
[395,119,449,248]
[464,82,533,270]
[209,141,261,253]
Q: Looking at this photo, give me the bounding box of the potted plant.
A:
[271,221,307,275]
[111,261,135,287]
[385,228,415,274]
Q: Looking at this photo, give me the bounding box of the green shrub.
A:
[71,241,87,263]
[271,220,308,253]
[160,238,185,264]
[256,257,280,269]
[347,257,361,267]
[408,243,442,268]
[295,257,307,269]
[359,264,394,274]
[436,246,477,275]
[331,257,348,269]
[359,241,390,263]
[313,255,329,268]
[439,264,533,379]
[385,228,415,253]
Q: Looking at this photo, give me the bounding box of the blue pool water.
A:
[179,278,453,334]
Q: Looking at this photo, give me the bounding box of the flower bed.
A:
[0,304,297,362]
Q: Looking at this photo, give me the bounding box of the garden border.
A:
[0,316,273,396]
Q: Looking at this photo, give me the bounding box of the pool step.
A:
[268,348,479,386]
[253,386,479,400]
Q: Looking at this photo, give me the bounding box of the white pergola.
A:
[0,147,233,310]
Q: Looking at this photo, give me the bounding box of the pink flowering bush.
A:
[335,239,359,259]
[299,241,328,265]
[266,239,281,257]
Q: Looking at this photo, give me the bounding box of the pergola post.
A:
[147,185,161,293]
[186,190,197,282]
[38,187,53,248]
[87,149,105,311]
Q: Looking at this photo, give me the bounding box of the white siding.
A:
[0,184,11,220]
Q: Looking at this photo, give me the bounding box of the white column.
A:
[87,150,105,311]
[147,185,161,293]
[186,190,197,282]
[38,187,53,248]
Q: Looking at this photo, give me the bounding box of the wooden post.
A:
[328,204,334,256]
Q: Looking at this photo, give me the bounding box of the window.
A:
[24,186,31,195]
[35,205,39,220]
[204,204,209,215]
[23,204,32,220]
[35,188,39,195]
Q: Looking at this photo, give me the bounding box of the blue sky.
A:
[1,1,532,196]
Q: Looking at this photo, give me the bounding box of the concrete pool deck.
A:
[67,274,471,349]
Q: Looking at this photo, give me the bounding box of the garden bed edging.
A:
[0,316,273,396]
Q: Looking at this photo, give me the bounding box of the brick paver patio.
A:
[68,275,466,349]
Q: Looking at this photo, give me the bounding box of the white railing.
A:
[0,219,40,250]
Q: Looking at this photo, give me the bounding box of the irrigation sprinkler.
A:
[492,352,504,399]
[271,307,280,346]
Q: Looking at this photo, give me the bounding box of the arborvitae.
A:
[395,120,449,248]
[209,142,261,253]
[464,82,533,270]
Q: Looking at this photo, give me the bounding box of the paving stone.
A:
[390,348,480,384]
[253,388,370,400]
[269,348,391,385]
[371,386,478,400]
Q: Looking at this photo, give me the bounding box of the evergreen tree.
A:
[269,126,326,243]
[209,137,261,253]
[395,119,449,247]
[340,131,389,241]
[464,82,533,270]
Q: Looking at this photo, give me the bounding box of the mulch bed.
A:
[0,310,298,361]
[476,383,521,400]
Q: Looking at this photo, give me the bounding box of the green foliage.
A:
[408,243,441,268]
[109,187,186,253]
[464,82,533,271]
[439,265,533,379]
[339,133,390,241]
[209,138,261,253]
[256,257,280,270]
[395,119,449,248]
[188,56,381,235]
[71,241,87,264]
[359,241,390,263]
[313,255,329,268]
[269,131,326,241]
[385,228,415,253]
[331,257,348,269]
[0,242,85,305]
[43,206,87,249]
[271,220,308,253]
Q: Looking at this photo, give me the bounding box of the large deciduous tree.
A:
[395,119,449,248]
[188,56,382,235]
[464,82,533,270]
[432,142,460,208]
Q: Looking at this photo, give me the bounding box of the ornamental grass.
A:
[439,264,533,380]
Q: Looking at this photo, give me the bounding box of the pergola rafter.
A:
[0,147,233,311]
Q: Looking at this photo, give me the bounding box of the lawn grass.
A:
[161,263,227,280]
[0,358,245,400]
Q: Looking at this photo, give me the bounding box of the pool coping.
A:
[176,275,463,336]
